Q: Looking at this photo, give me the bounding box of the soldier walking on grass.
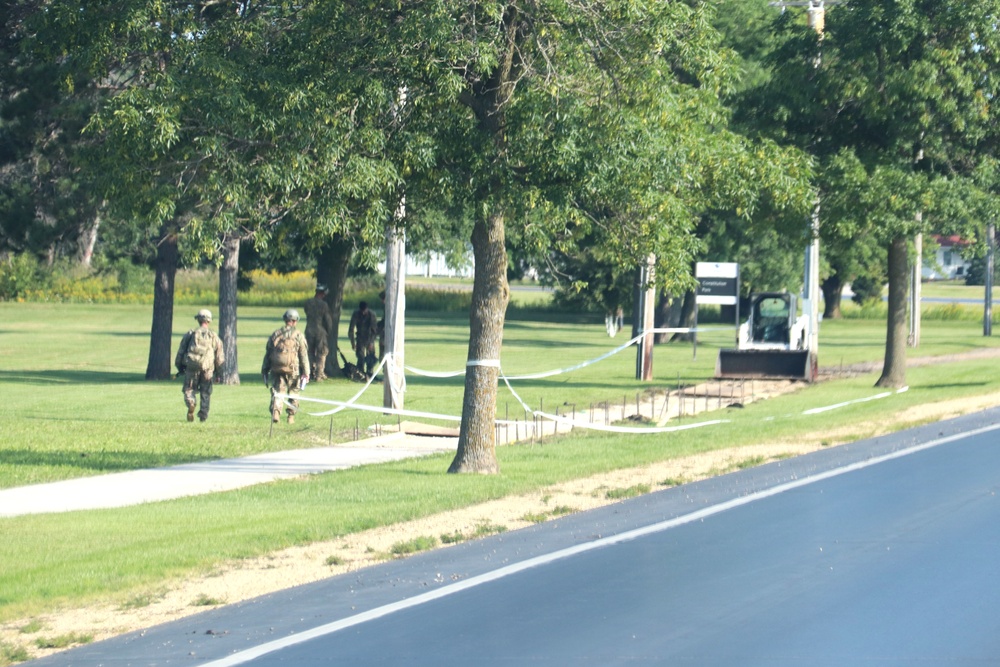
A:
[262,309,310,424]
[175,309,225,422]
[303,284,334,381]
[348,300,378,378]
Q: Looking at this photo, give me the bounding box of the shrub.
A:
[850,274,885,306]
[0,253,42,301]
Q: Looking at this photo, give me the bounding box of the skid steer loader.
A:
[715,292,817,382]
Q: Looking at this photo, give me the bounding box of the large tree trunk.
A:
[449,210,509,474]
[145,230,179,380]
[317,236,354,378]
[217,234,240,385]
[877,236,909,388]
[821,273,844,319]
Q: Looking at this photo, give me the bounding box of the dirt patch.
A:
[5,350,1000,661]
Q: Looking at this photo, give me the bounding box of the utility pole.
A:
[908,226,922,347]
[768,1,839,32]
[383,88,408,410]
[383,219,406,410]
[986,223,995,337]
[769,0,840,359]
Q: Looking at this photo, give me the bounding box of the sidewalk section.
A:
[0,432,455,518]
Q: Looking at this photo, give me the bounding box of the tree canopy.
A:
[730,0,1000,387]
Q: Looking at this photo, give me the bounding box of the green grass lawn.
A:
[917,279,998,301]
[2,302,1000,623]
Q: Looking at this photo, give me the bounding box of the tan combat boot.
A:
[187,405,196,422]
[287,413,295,425]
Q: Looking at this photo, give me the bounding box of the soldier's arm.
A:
[299,333,310,378]
[261,337,272,374]
[175,333,190,371]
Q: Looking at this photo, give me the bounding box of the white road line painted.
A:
[198,419,1000,667]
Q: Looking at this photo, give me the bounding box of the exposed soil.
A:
[5,349,1000,662]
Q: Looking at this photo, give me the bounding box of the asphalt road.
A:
[28,406,1000,667]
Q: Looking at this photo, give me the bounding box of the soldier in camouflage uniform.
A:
[262,309,310,424]
[348,300,378,378]
[303,284,334,381]
[175,309,225,422]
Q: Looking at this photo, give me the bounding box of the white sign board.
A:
[696,262,739,305]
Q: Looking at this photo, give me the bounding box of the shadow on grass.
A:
[920,382,991,389]
[0,370,147,384]
[1,449,205,473]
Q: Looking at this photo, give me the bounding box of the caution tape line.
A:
[402,327,732,381]
[281,336,909,437]
[280,386,909,437]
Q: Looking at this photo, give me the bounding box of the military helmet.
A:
[196,309,212,322]
[283,308,300,322]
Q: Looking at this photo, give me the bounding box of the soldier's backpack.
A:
[269,330,299,375]
[184,329,216,372]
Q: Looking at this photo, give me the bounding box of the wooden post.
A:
[635,254,656,381]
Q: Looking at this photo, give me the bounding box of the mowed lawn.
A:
[3,301,1000,489]
[0,302,731,488]
[3,301,1000,623]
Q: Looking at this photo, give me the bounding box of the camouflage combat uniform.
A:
[303,294,334,381]
[348,303,378,377]
[262,323,310,423]
[175,324,225,422]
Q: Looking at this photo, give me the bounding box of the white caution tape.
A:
[801,387,908,415]
[467,359,501,367]
[281,328,909,438]
[403,327,732,382]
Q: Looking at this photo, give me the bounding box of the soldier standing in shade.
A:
[175,309,225,422]
[348,300,378,378]
[303,284,334,381]
[262,309,310,424]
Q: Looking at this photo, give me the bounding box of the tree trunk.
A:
[670,291,697,342]
[317,236,354,378]
[449,210,509,474]
[145,230,178,380]
[77,213,100,269]
[654,291,679,344]
[217,234,240,385]
[821,274,843,319]
[876,236,909,388]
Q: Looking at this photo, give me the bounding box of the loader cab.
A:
[750,293,795,345]
[716,290,815,382]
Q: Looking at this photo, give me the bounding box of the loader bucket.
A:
[716,349,816,382]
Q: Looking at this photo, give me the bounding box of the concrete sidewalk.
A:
[0,377,784,519]
[0,431,456,518]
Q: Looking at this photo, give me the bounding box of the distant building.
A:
[922,234,971,281]
[378,251,474,278]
